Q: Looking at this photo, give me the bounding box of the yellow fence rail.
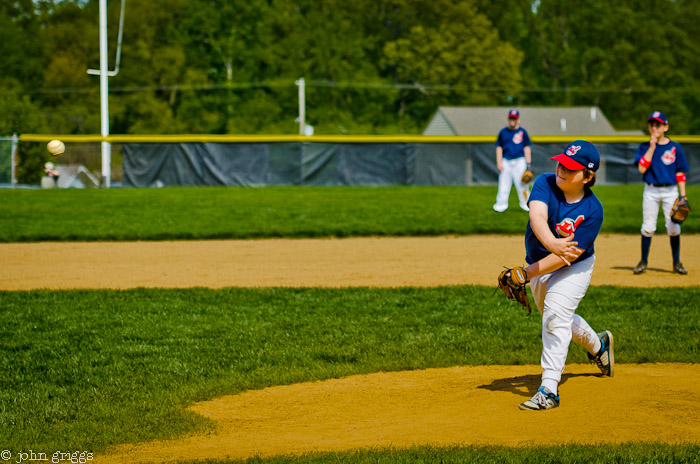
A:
[19,134,700,144]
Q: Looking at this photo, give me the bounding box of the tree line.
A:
[1,0,699,181]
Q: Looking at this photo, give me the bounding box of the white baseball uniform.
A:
[493,126,531,212]
[634,141,689,237]
[526,171,605,392]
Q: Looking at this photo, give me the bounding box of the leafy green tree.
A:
[0,0,46,91]
[381,0,523,125]
[4,0,700,145]
[518,0,694,132]
[275,0,395,133]
[107,0,188,133]
[33,0,101,133]
[0,80,49,184]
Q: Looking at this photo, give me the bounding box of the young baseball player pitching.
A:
[633,111,690,275]
[493,109,532,213]
[499,141,614,411]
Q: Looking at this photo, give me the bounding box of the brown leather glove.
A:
[497,266,532,315]
[670,196,690,225]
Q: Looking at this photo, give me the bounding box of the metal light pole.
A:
[98,0,111,188]
[89,0,125,187]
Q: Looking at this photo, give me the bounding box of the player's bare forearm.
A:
[526,247,585,280]
[678,181,687,197]
[529,201,580,264]
[496,147,503,172]
[638,144,655,173]
[529,202,557,247]
[525,254,566,279]
[524,146,532,164]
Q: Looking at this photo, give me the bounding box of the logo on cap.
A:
[566,145,582,156]
[648,111,668,124]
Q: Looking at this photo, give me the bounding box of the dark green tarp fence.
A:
[122,142,700,187]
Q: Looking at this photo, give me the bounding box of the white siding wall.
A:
[423,112,456,135]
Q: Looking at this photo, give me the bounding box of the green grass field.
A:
[1,287,699,457]
[1,185,698,241]
[197,443,700,464]
[3,184,699,463]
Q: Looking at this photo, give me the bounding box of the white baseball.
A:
[47,140,65,157]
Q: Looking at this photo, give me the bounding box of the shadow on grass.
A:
[477,372,601,398]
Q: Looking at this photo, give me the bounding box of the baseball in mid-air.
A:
[47,139,65,157]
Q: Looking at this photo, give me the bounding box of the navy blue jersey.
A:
[525,173,604,265]
[496,127,532,160]
[634,140,689,185]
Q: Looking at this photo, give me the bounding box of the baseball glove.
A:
[670,196,690,224]
[497,266,532,315]
[521,169,534,184]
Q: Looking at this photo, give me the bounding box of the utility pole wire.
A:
[26,80,690,95]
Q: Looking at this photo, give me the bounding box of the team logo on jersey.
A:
[513,130,523,144]
[556,215,585,238]
[661,146,676,165]
[566,145,582,156]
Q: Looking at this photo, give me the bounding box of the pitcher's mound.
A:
[102,363,700,463]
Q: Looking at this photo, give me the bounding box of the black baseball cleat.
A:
[673,261,688,275]
[633,261,647,275]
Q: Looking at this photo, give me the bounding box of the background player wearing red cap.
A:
[493,109,532,212]
[633,111,690,275]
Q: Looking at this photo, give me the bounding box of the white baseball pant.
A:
[493,157,529,212]
[530,256,600,386]
[641,184,681,237]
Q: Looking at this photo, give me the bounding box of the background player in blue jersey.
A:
[633,111,690,275]
[512,141,614,410]
[493,109,532,212]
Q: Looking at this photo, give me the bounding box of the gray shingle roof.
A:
[423,106,643,136]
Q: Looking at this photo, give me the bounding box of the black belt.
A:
[647,183,674,187]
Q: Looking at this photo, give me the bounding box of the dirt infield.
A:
[2,234,698,290]
[3,236,698,462]
[100,363,700,463]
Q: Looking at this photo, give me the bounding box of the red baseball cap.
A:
[508,109,520,119]
[551,140,600,171]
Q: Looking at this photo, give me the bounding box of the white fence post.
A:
[296,78,306,136]
[11,133,18,188]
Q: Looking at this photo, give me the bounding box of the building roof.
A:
[423,106,643,136]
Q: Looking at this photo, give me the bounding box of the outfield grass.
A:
[1,286,698,453]
[198,443,700,464]
[1,185,698,241]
